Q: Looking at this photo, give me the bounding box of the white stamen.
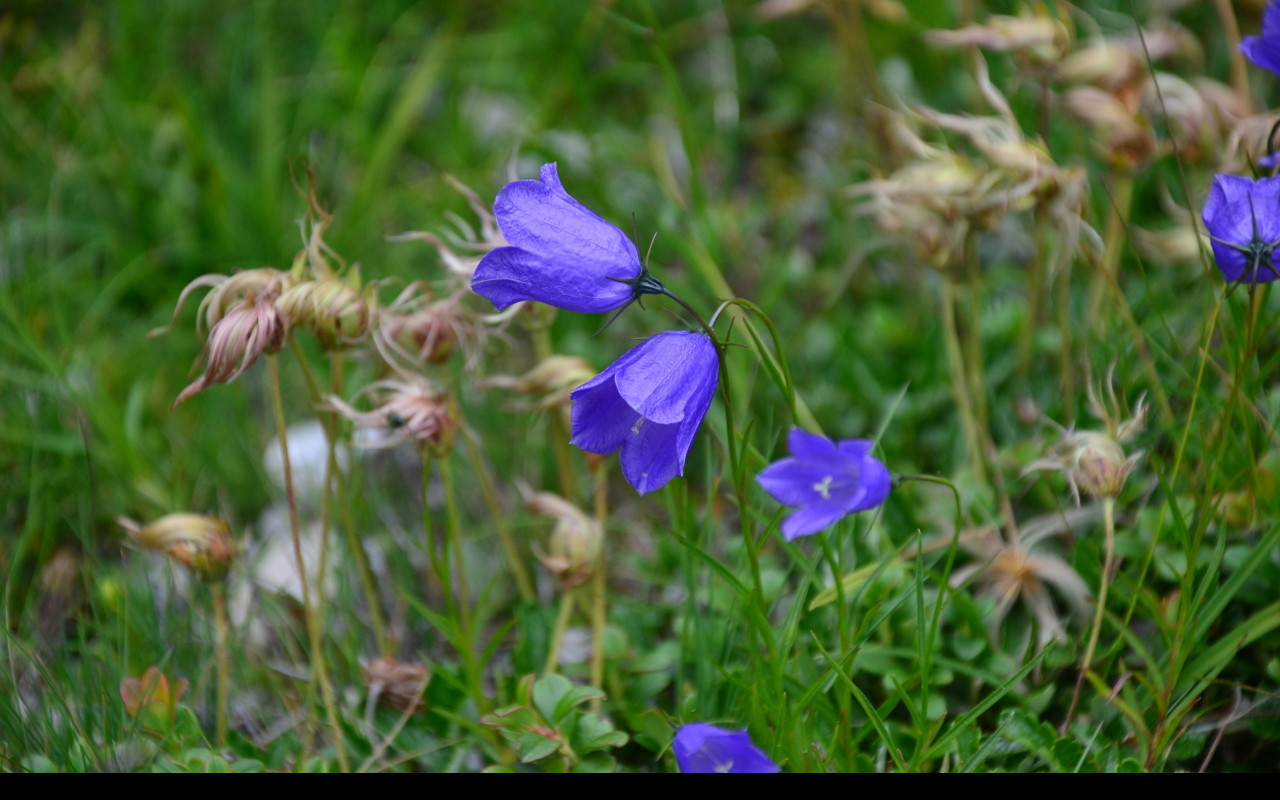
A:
[631,417,646,434]
[812,475,833,500]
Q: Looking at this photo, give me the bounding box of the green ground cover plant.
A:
[2,0,1279,772]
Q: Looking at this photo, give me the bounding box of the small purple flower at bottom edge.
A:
[570,330,718,495]
[756,428,892,541]
[1242,2,1280,78]
[673,723,780,774]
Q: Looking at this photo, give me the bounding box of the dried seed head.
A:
[174,291,289,407]
[926,10,1071,68]
[327,378,455,453]
[527,491,602,591]
[1142,72,1218,163]
[389,174,507,283]
[152,267,294,341]
[118,513,240,581]
[1062,87,1157,172]
[375,286,462,366]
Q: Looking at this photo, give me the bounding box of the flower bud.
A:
[118,513,240,581]
[1068,432,1140,499]
[362,657,430,713]
[275,276,372,346]
[527,492,602,591]
[483,355,596,411]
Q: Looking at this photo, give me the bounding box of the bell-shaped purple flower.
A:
[1242,2,1280,77]
[570,330,718,495]
[1202,174,1280,284]
[756,428,891,540]
[471,163,654,314]
[673,723,779,773]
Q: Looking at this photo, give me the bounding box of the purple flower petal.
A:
[471,163,643,314]
[620,419,682,495]
[787,427,840,461]
[470,246,635,313]
[1242,3,1280,78]
[757,459,844,507]
[570,331,719,495]
[673,723,779,774]
[781,505,850,540]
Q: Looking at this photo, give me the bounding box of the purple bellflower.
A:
[673,723,780,774]
[471,163,665,314]
[570,330,718,495]
[1202,174,1280,284]
[756,428,892,540]
[1242,2,1280,78]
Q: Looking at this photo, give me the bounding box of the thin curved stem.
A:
[544,592,575,676]
[1064,497,1116,733]
[590,463,608,709]
[212,583,229,749]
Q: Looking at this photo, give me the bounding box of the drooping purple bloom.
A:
[1242,2,1280,77]
[570,330,717,495]
[673,723,779,774]
[471,163,660,314]
[1201,174,1280,284]
[756,428,891,540]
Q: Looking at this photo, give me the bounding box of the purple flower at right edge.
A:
[1241,1,1280,78]
[673,723,779,773]
[756,428,891,541]
[1201,174,1280,284]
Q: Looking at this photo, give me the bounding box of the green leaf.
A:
[808,559,907,611]
[532,674,573,723]
[518,732,562,764]
[554,686,606,725]
[1051,737,1085,773]
[572,754,618,773]
[572,712,627,752]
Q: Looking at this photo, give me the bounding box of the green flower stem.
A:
[268,353,348,772]
[939,275,988,483]
[530,314,578,502]
[1123,286,1225,627]
[1057,262,1076,427]
[212,582,229,749]
[544,591,575,676]
[708,297,803,430]
[421,454,453,619]
[665,286,785,730]
[1064,496,1116,732]
[817,527,854,765]
[439,453,487,715]
[288,340,390,657]
[895,472,963,759]
[1088,188,1174,422]
[1086,173,1133,328]
[461,426,535,603]
[590,463,609,711]
[962,233,990,438]
[1214,0,1252,113]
